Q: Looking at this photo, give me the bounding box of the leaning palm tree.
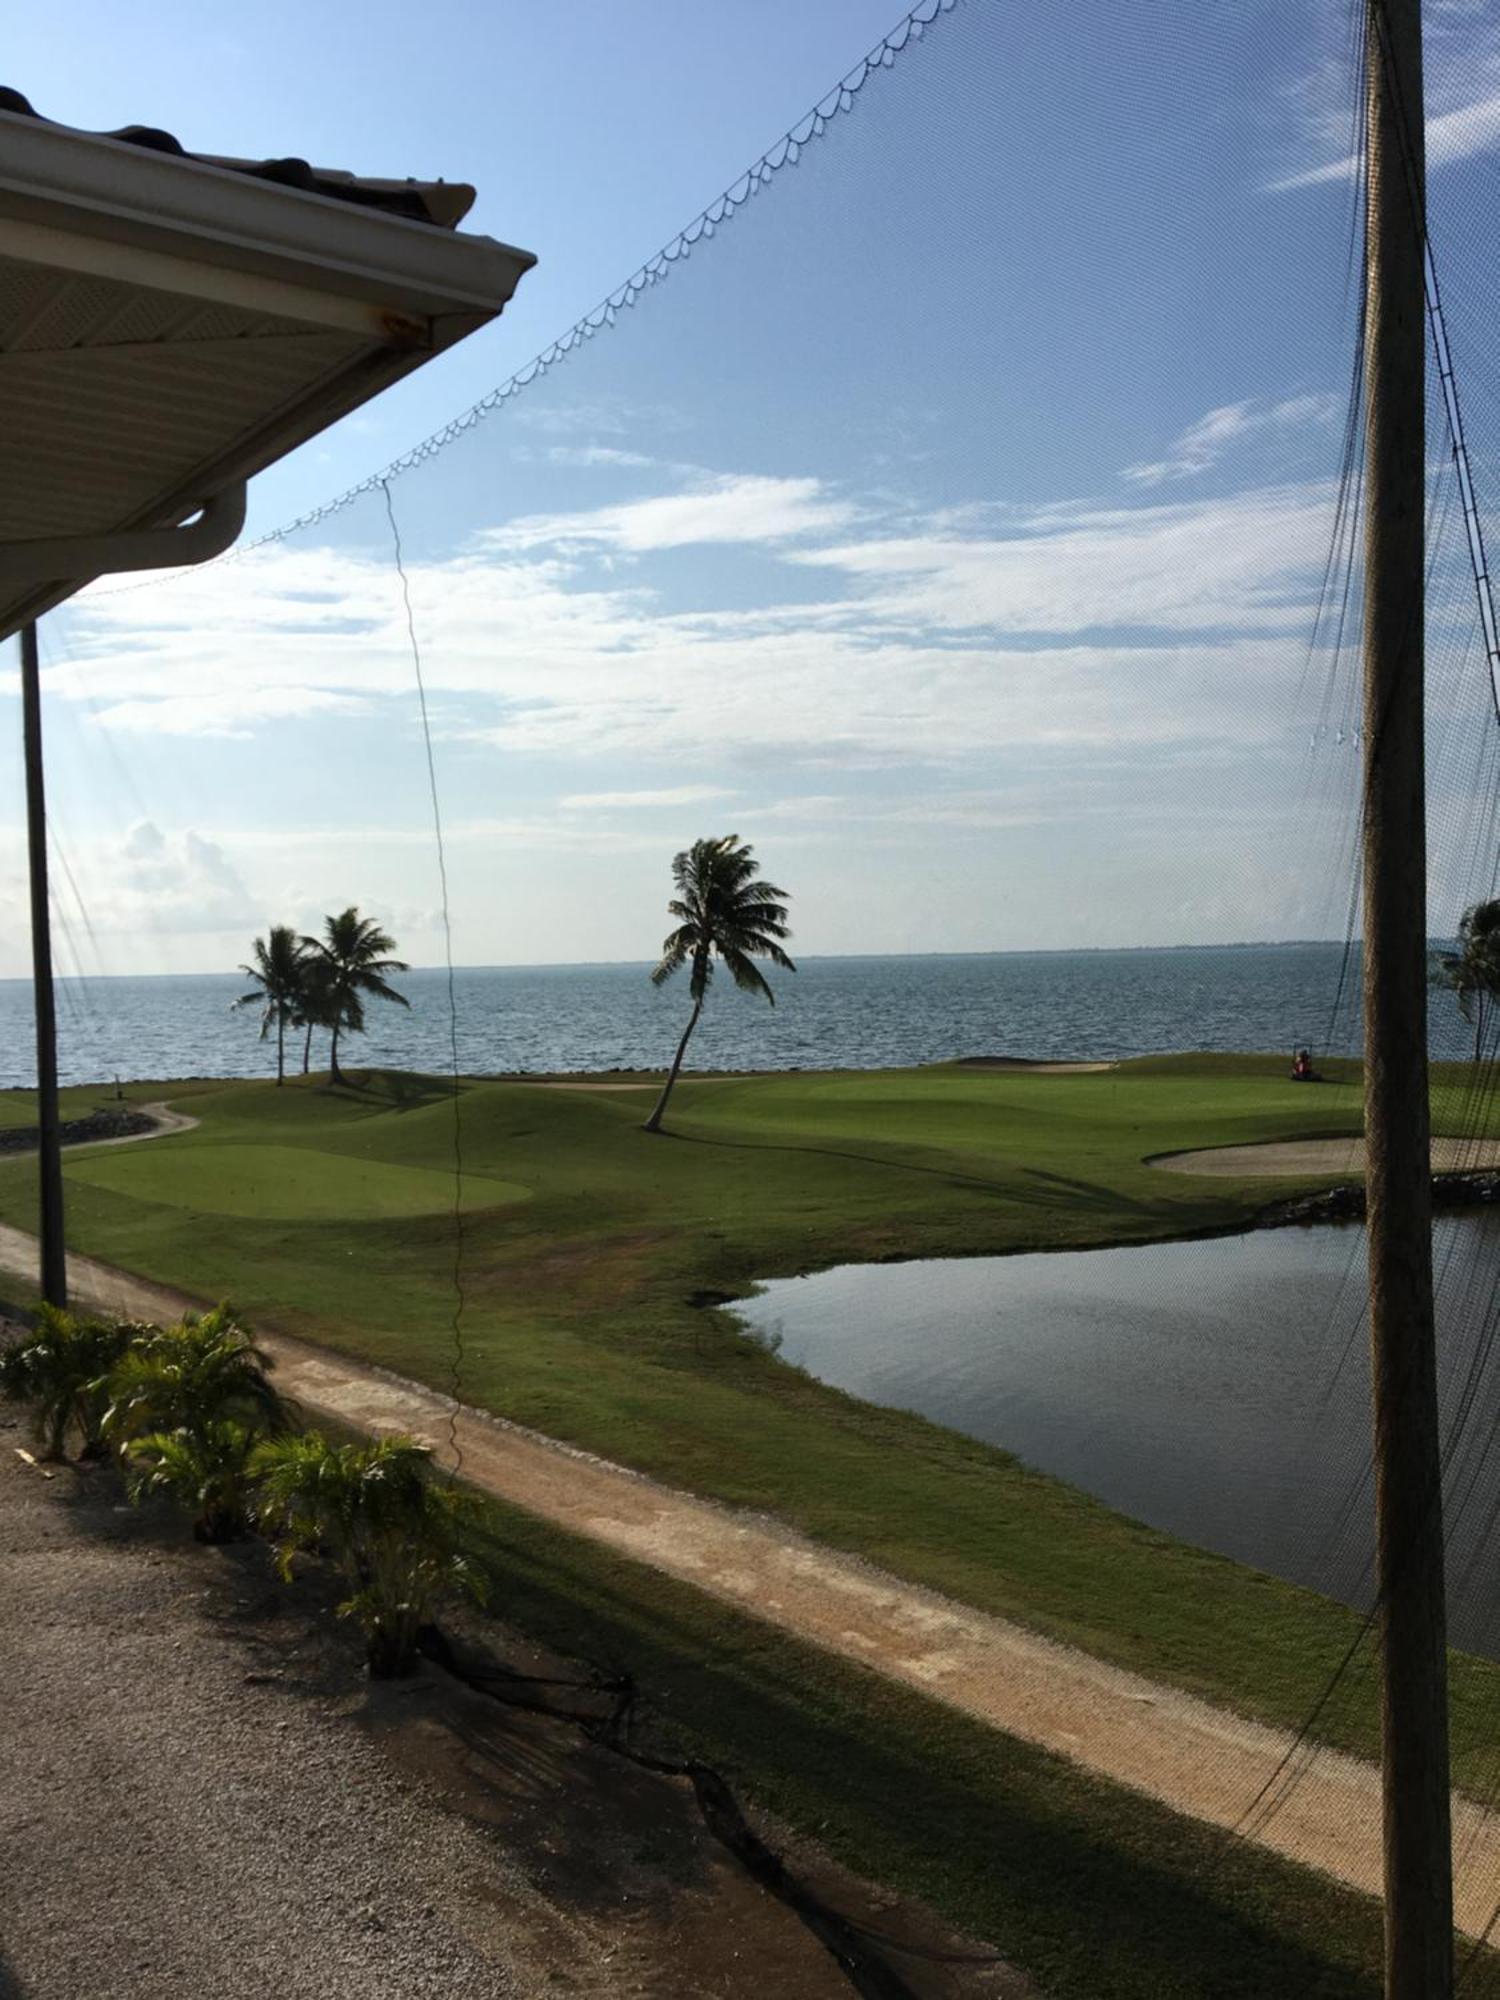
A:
[0,1306,146,1461]
[643,836,794,1134]
[253,1431,485,1677]
[300,907,410,1085]
[235,925,309,1085]
[1434,899,1500,1062]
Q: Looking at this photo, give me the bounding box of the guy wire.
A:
[381,478,469,1479]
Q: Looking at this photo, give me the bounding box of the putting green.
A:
[63,1142,529,1222]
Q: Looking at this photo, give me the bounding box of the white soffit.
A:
[0,102,536,639]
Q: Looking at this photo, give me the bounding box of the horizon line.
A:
[0,936,1399,984]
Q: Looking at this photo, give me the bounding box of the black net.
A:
[7,0,1500,1983]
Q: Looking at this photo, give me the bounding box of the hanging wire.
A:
[1219,0,1500,1862]
[89,0,962,599]
[1366,0,1500,728]
[381,479,469,1478]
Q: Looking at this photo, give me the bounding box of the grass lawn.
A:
[2,1053,1498,1791]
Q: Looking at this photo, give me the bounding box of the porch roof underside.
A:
[0,105,535,640]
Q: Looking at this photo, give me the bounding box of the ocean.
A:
[0,940,1476,1090]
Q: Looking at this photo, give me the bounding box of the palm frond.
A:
[251,1431,481,1672]
[719,948,776,1004]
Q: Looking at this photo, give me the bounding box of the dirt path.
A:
[1,1219,1496,1934]
[1154,1134,1500,1177]
[83,1100,202,1146]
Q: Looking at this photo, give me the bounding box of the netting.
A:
[8,0,1500,1981]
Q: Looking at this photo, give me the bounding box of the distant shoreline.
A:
[0,937,1399,986]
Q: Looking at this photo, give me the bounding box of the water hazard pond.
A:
[736,1212,1500,1659]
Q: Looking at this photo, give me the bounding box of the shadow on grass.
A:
[310,1069,454,1114]
[465,1502,1433,2000]
[655,1125,1161,1220]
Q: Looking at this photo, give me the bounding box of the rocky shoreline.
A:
[0,1108,157,1156]
[1256,1170,1500,1230]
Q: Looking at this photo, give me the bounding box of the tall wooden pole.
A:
[20,620,66,1309]
[1361,3,1453,1994]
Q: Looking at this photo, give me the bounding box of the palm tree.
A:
[253,1432,484,1677]
[103,1306,283,1542]
[300,908,410,1085]
[103,1305,282,1447]
[123,1419,265,1543]
[235,926,309,1085]
[0,1307,145,1461]
[293,954,337,1076]
[1433,899,1500,1062]
[643,836,794,1135]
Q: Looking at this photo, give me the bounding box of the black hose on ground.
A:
[415,1624,1000,1999]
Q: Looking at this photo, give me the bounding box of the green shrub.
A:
[103,1303,282,1445]
[122,1419,265,1543]
[253,1431,484,1676]
[0,1306,151,1460]
[103,1303,283,1540]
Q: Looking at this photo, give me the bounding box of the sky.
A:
[5,0,1500,980]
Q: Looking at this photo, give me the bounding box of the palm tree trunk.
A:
[329,1018,342,1085]
[644,997,703,1133]
[302,1020,313,1074]
[276,1012,286,1086]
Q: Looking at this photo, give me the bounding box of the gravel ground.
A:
[0,1392,1014,2000]
[0,1428,576,1999]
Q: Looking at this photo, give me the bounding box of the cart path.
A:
[0,1100,201,1153]
[1154,1134,1500,1177]
[1,1221,1497,1934]
[86,1101,201,1145]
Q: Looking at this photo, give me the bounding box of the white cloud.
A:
[559,785,738,810]
[1271,10,1500,195]
[485,473,859,554]
[89,687,371,738]
[1123,395,1338,486]
[1273,88,1500,191]
[789,483,1331,638]
[546,445,657,470]
[46,463,1350,775]
[66,821,261,938]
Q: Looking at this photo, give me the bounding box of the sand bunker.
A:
[1153,1135,1500,1178]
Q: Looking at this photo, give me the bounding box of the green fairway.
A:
[63,1140,530,1221]
[2,1054,1498,1793]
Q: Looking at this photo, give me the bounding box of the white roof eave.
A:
[0,108,536,639]
[0,108,535,319]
